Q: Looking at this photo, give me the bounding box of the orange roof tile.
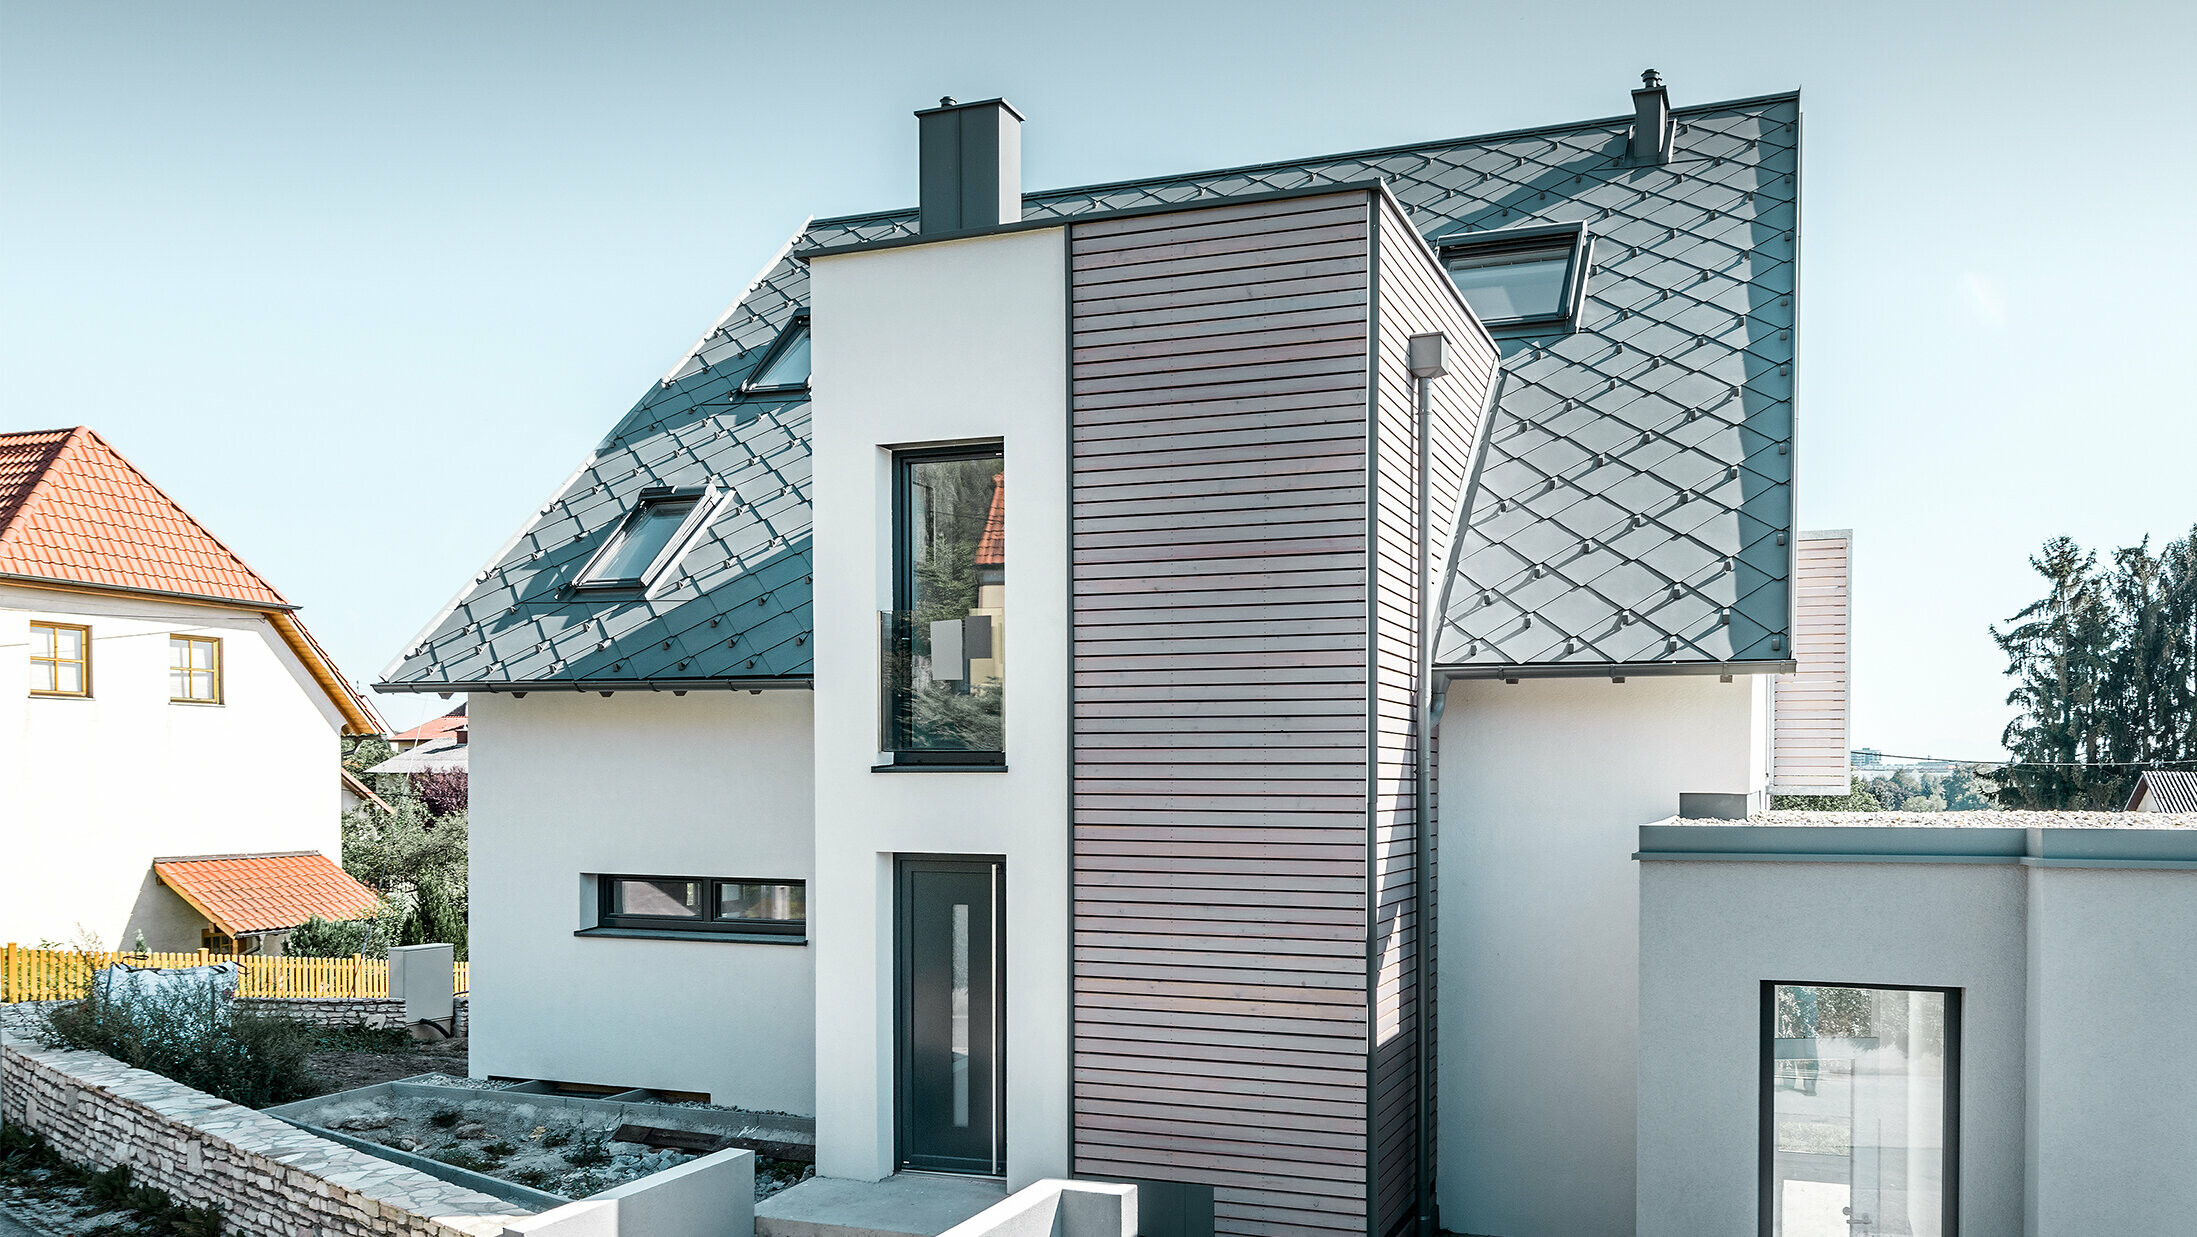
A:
[975,473,1004,567]
[153,852,381,936]
[391,704,467,746]
[0,427,288,606]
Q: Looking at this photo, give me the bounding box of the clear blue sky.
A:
[5,1,2190,750]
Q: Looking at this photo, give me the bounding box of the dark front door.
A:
[896,856,1005,1175]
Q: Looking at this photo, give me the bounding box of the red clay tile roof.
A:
[154,852,381,936]
[0,427,288,606]
[390,703,467,746]
[975,474,1004,567]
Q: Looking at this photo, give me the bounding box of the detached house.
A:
[385,76,1831,1235]
[1,427,386,954]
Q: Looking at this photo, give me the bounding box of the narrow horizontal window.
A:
[170,634,222,703]
[745,318,811,392]
[1439,225,1589,328]
[29,621,91,698]
[597,874,805,937]
[574,486,719,592]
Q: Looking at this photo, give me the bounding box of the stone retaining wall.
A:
[1,997,468,1035]
[0,1033,525,1237]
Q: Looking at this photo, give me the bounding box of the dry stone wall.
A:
[0,1034,526,1237]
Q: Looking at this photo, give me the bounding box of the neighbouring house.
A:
[145,851,382,955]
[375,77,2180,1237]
[340,767,394,815]
[387,702,466,751]
[0,427,386,954]
[2124,768,2197,811]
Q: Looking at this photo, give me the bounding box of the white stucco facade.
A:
[1434,672,1771,1237]
[0,584,345,951]
[465,689,816,1112]
[807,226,1071,1189]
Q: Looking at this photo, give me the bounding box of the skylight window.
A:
[575,486,718,592]
[1439,225,1590,328]
[745,318,811,392]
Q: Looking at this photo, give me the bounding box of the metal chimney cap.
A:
[1640,69,1664,90]
[912,95,1028,121]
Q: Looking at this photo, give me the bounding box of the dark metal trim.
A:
[373,675,811,694]
[1759,981,1961,1237]
[572,926,807,946]
[870,763,1010,774]
[1441,658,1796,680]
[593,873,807,938]
[1061,221,1081,1179]
[803,91,1804,234]
[800,179,1392,261]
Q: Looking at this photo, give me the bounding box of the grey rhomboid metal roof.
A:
[380,90,1798,692]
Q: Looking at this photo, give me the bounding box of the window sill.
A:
[871,763,1009,773]
[573,927,807,946]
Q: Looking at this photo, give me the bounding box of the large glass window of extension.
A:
[881,446,1005,765]
[1764,983,1959,1237]
[1439,224,1590,329]
[592,875,806,940]
[29,621,91,697]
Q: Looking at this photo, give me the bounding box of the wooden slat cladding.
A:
[1771,532,1852,794]
[1071,192,1375,1237]
[1070,190,1495,1237]
[1364,197,1500,1237]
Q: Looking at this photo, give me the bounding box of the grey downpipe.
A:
[1413,364,1439,1237]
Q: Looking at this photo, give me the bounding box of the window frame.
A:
[886,443,1007,768]
[587,873,808,942]
[1435,220,1594,331]
[740,314,812,395]
[571,484,723,595]
[1758,980,1962,1237]
[169,633,224,705]
[28,621,92,699]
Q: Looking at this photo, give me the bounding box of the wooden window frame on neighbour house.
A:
[169,634,223,704]
[29,621,92,698]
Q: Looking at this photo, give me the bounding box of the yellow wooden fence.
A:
[1,945,469,1004]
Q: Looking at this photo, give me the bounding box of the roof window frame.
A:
[741,314,812,395]
[1435,220,1594,333]
[571,483,725,596]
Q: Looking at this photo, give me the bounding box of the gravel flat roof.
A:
[1661,810,2197,830]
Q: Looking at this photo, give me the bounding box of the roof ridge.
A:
[0,426,294,607]
[806,89,1802,230]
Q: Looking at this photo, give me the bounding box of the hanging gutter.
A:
[374,675,812,695]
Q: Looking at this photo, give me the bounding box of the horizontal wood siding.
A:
[1771,531,1852,794]
[1070,191,1376,1237]
[1366,197,1501,1237]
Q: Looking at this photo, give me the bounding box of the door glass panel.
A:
[952,902,971,1127]
[1769,985,1952,1237]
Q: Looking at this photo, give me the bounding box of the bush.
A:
[284,904,406,959]
[341,794,469,960]
[39,983,321,1110]
[0,1128,228,1236]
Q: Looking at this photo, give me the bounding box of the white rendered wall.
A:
[466,690,816,1112]
[1435,673,1767,1237]
[2026,866,2197,1235]
[0,585,344,950]
[1636,859,2027,1237]
[808,226,1069,1188]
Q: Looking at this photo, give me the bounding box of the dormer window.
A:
[744,317,811,393]
[1439,224,1591,330]
[575,485,720,592]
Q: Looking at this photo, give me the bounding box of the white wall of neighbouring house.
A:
[465,689,816,1112]
[2025,865,2197,1236]
[808,225,1070,1189]
[1434,672,1768,1237]
[1636,857,2028,1237]
[0,585,345,952]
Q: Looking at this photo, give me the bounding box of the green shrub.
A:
[39,985,321,1110]
[0,1134,227,1236]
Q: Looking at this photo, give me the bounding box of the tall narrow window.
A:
[170,635,222,703]
[881,446,1005,764]
[1764,983,1958,1237]
[29,622,91,697]
[1439,224,1590,328]
[574,486,718,592]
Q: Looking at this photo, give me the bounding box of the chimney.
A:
[1630,70,1671,163]
[917,96,1025,235]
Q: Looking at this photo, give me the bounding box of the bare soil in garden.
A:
[301,1033,467,1098]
